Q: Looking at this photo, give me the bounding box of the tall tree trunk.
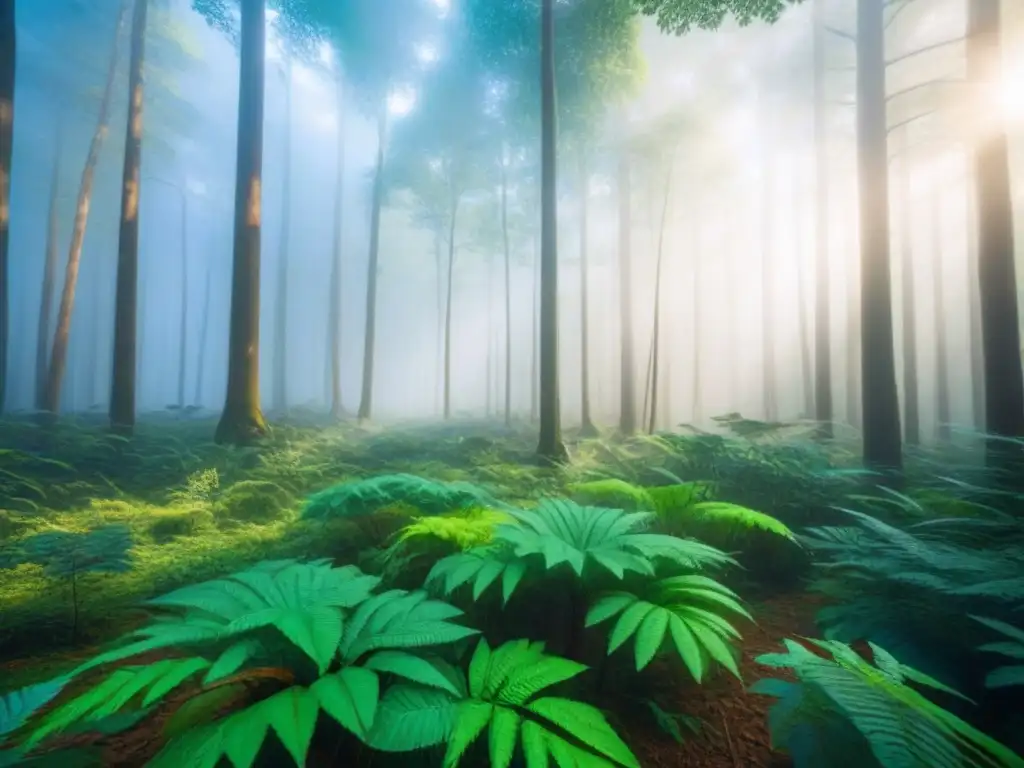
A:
[856,0,903,473]
[537,0,566,462]
[214,0,268,445]
[45,1,128,416]
[176,195,188,409]
[500,159,512,426]
[328,76,346,419]
[442,177,459,419]
[578,147,596,436]
[617,151,636,435]
[897,131,919,446]
[530,233,539,422]
[0,0,13,413]
[967,0,1024,469]
[846,233,861,428]
[36,137,62,410]
[273,56,292,413]
[759,97,778,421]
[647,148,674,435]
[435,226,444,415]
[194,263,211,406]
[795,169,814,419]
[486,248,494,416]
[109,0,148,433]
[965,186,985,430]
[357,105,387,421]
[812,0,833,436]
[690,212,701,422]
[931,187,951,441]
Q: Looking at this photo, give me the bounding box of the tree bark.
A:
[812,0,833,437]
[0,0,14,413]
[500,157,512,426]
[272,56,292,413]
[967,0,1024,470]
[36,135,61,410]
[617,151,636,435]
[215,0,268,444]
[897,130,919,446]
[930,187,951,441]
[45,0,129,416]
[328,75,346,419]
[537,0,566,462]
[856,0,903,473]
[357,104,387,421]
[578,146,596,436]
[110,0,148,434]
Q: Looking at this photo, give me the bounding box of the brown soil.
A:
[2,591,825,767]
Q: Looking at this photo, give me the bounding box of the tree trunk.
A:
[0,0,14,413]
[194,263,211,406]
[176,195,188,409]
[812,0,833,437]
[897,131,919,446]
[690,212,701,422]
[965,187,985,430]
[578,147,596,436]
[530,233,539,422]
[856,0,903,473]
[110,0,148,434]
[273,56,292,413]
[486,248,494,417]
[328,76,346,419]
[435,226,444,415]
[357,104,387,421]
[214,0,268,445]
[501,158,512,426]
[442,177,459,419]
[46,3,128,415]
[36,137,62,410]
[759,96,778,422]
[846,233,861,429]
[931,188,951,441]
[795,171,814,419]
[537,0,566,463]
[617,151,636,435]
[967,0,1024,470]
[647,148,674,435]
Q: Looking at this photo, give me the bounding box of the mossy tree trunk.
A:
[357,104,387,422]
[856,0,902,473]
[617,152,636,435]
[967,0,1024,471]
[0,0,13,413]
[536,0,566,463]
[328,75,346,420]
[110,0,149,434]
[36,137,62,410]
[45,0,129,416]
[215,0,268,445]
[273,56,292,414]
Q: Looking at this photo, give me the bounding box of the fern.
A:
[302,473,500,520]
[972,616,1024,689]
[436,638,639,768]
[752,638,1024,768]
[427,499,734,604]
[680,501,796,541]
[396,509,510,551]
[586,574,750,679]
[568,479,655,511]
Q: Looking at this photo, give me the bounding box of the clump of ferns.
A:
[752,637,1024,768]
[425,498,753,690]
[802,505,1024,693]
[5,557,643,767]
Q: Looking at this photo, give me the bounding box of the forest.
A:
[0,0,1023,765]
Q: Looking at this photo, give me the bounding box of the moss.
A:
[0,510,31,540]
[146,508,215,543]
[214,480,293,524]
[87,498,136,521]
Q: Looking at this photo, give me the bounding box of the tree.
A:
[0,0,13,414]
[967,0,1024,472]
[272,56,293,414]
[110,0,151,435]
[214,0,269,444]
[44,0,130,417]
[811,0,833,436]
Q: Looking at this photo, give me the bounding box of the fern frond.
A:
[302,474,498,520]
[425,550,527,604]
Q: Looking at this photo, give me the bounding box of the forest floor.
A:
[0,408,841,766]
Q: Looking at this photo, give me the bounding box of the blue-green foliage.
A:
[1,525,133,577]
[302,474,499,520]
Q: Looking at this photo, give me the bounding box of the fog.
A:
[5,0,1023,442]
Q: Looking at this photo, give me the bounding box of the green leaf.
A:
[311,667,380,739]
[364,651,463,696]
[366,684,458,752]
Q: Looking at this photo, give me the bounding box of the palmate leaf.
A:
[440,639,640,768]
[586,574,749,679]
[425,550,527,604]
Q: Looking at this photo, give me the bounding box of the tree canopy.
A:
[631,0,805,34]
